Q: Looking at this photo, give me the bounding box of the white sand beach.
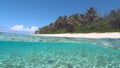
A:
[34,32,120,39]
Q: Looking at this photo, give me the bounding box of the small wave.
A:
[0,32,120,49]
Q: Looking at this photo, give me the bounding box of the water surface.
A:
[0,32,120,68]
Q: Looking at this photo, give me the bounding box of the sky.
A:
[0,0,120,33]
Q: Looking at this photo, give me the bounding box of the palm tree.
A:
[86,7,99,23]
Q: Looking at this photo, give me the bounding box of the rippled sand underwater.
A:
[0,32,120,68]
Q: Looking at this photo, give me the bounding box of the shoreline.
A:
[34,32,120,39]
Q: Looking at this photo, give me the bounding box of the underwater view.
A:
[0,32,120,68]
[1,0,120,68]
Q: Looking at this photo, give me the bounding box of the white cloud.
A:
[11,25,38,32]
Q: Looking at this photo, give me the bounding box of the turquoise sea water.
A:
[0,32,120,68]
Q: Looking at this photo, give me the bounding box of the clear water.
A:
[0,32,120,68]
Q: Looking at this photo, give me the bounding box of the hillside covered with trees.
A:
[35,7,120,34]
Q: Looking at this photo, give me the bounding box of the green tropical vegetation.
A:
[35,7,120,34]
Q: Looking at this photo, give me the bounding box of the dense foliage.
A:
[35,7,120,34]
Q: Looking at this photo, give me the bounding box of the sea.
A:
[0,32,120,68]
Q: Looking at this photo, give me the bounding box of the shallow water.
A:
[0,32,120,68]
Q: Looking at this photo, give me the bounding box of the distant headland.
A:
[35,7,120,34]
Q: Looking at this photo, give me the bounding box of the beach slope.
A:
[34,32,120,39]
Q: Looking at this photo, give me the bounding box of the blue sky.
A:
[0,0,120,33]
